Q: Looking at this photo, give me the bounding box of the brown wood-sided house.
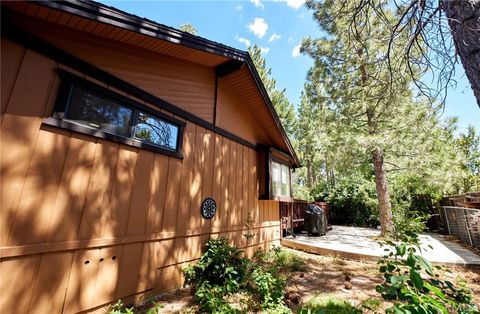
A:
[0,1,300,313]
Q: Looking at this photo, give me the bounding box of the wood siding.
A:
[16,19,217,124]
[0,38,281,313]
[216,77,271,145]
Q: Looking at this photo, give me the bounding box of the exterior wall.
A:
[216,77,271,145]
[0,38,281,313]
[21,20,217,124]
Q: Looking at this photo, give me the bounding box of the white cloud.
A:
[237,37,251,48]
[235,5,243,11]
[292,44,301,57]
[288,36,294,44]
[260,47,270,54]
[248,17,269,39]
[250,0,264,9]
[274,0,306,9]
[268,33,281,42]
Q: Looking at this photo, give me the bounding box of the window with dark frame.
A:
[46,70,184,157]
[271,160,291,198]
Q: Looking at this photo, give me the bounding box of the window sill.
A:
[43,117,184,159]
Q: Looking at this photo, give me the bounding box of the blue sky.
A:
[101,0,479,134]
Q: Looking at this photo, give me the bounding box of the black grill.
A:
[304,204,327,236]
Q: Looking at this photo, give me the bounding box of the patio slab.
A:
[281,225,480,268]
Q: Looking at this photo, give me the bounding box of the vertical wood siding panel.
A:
[211,134,223,229]
[162,158,182,233]
[156,239,175,267]
[259,201,264,224]
[145,154,169,234]
[64,249,100,313]
[201,130,214,231]
[47,134,97,242]
[27,252,73,314]
[235,142,244,228]
[138,241,157,292]
[78,140,119,240]
[220,138,230,228]
[9,127,70,246]
[228,140,237,227]
[107,146,137,237]
[189,126,206,231]
[91,246,122,308]
[249,149,258,226]
[126,150,155,235]
[175,123,196,233]
[116,243,143,299]
[0,256,40,313]
[0,50,56,246]
[1,39,25,117]
[242,145,249,225]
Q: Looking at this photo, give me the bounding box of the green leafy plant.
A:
[243,213,257,240]
[183,238,291,313]
[249,265,287,311]
[376,232,478,313]
[145,301,164,314]
[108,300,134,314]
[183,237,247,292]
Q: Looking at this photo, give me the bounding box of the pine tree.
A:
[248,45,297,138]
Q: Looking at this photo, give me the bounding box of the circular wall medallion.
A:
[201,197,216,219]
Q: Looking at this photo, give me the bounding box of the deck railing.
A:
[439,206,480,251]
[280,200,329,235]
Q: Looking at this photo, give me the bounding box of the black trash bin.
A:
[304,204,327,236]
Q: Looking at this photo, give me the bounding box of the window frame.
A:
[43,70,185,159]
[270,157,292,200]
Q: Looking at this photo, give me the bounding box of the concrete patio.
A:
[282,225,480,268]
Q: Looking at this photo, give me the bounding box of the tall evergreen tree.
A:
[248,45,297,138]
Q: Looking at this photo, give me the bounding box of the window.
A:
[272,160,290,198]
[65,85,134,137]
[134,112,178,150]
[46,70,184,158]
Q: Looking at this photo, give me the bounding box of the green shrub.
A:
[392,208,430,240]
[311,175,379,228]
[108,300,134,314]
[183,238,291,313]
[376,232,478,314]
[250,266,286,310]
[183,237,248,292]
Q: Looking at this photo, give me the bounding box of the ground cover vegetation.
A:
[109,243,479,314]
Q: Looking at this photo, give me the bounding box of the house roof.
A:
[2,0,300,167]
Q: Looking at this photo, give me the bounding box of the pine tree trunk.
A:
[372,148,395,236]
[443,0,480,107]
[306,158,313,188]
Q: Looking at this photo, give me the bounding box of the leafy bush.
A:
[183,237,248,293]
[392,207,430,240]
[108,300,134,314]
[311,175,380,228]
[376,232,478,313]
[183,238,290,313]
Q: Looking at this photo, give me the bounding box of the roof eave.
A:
[35,0,301,167]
